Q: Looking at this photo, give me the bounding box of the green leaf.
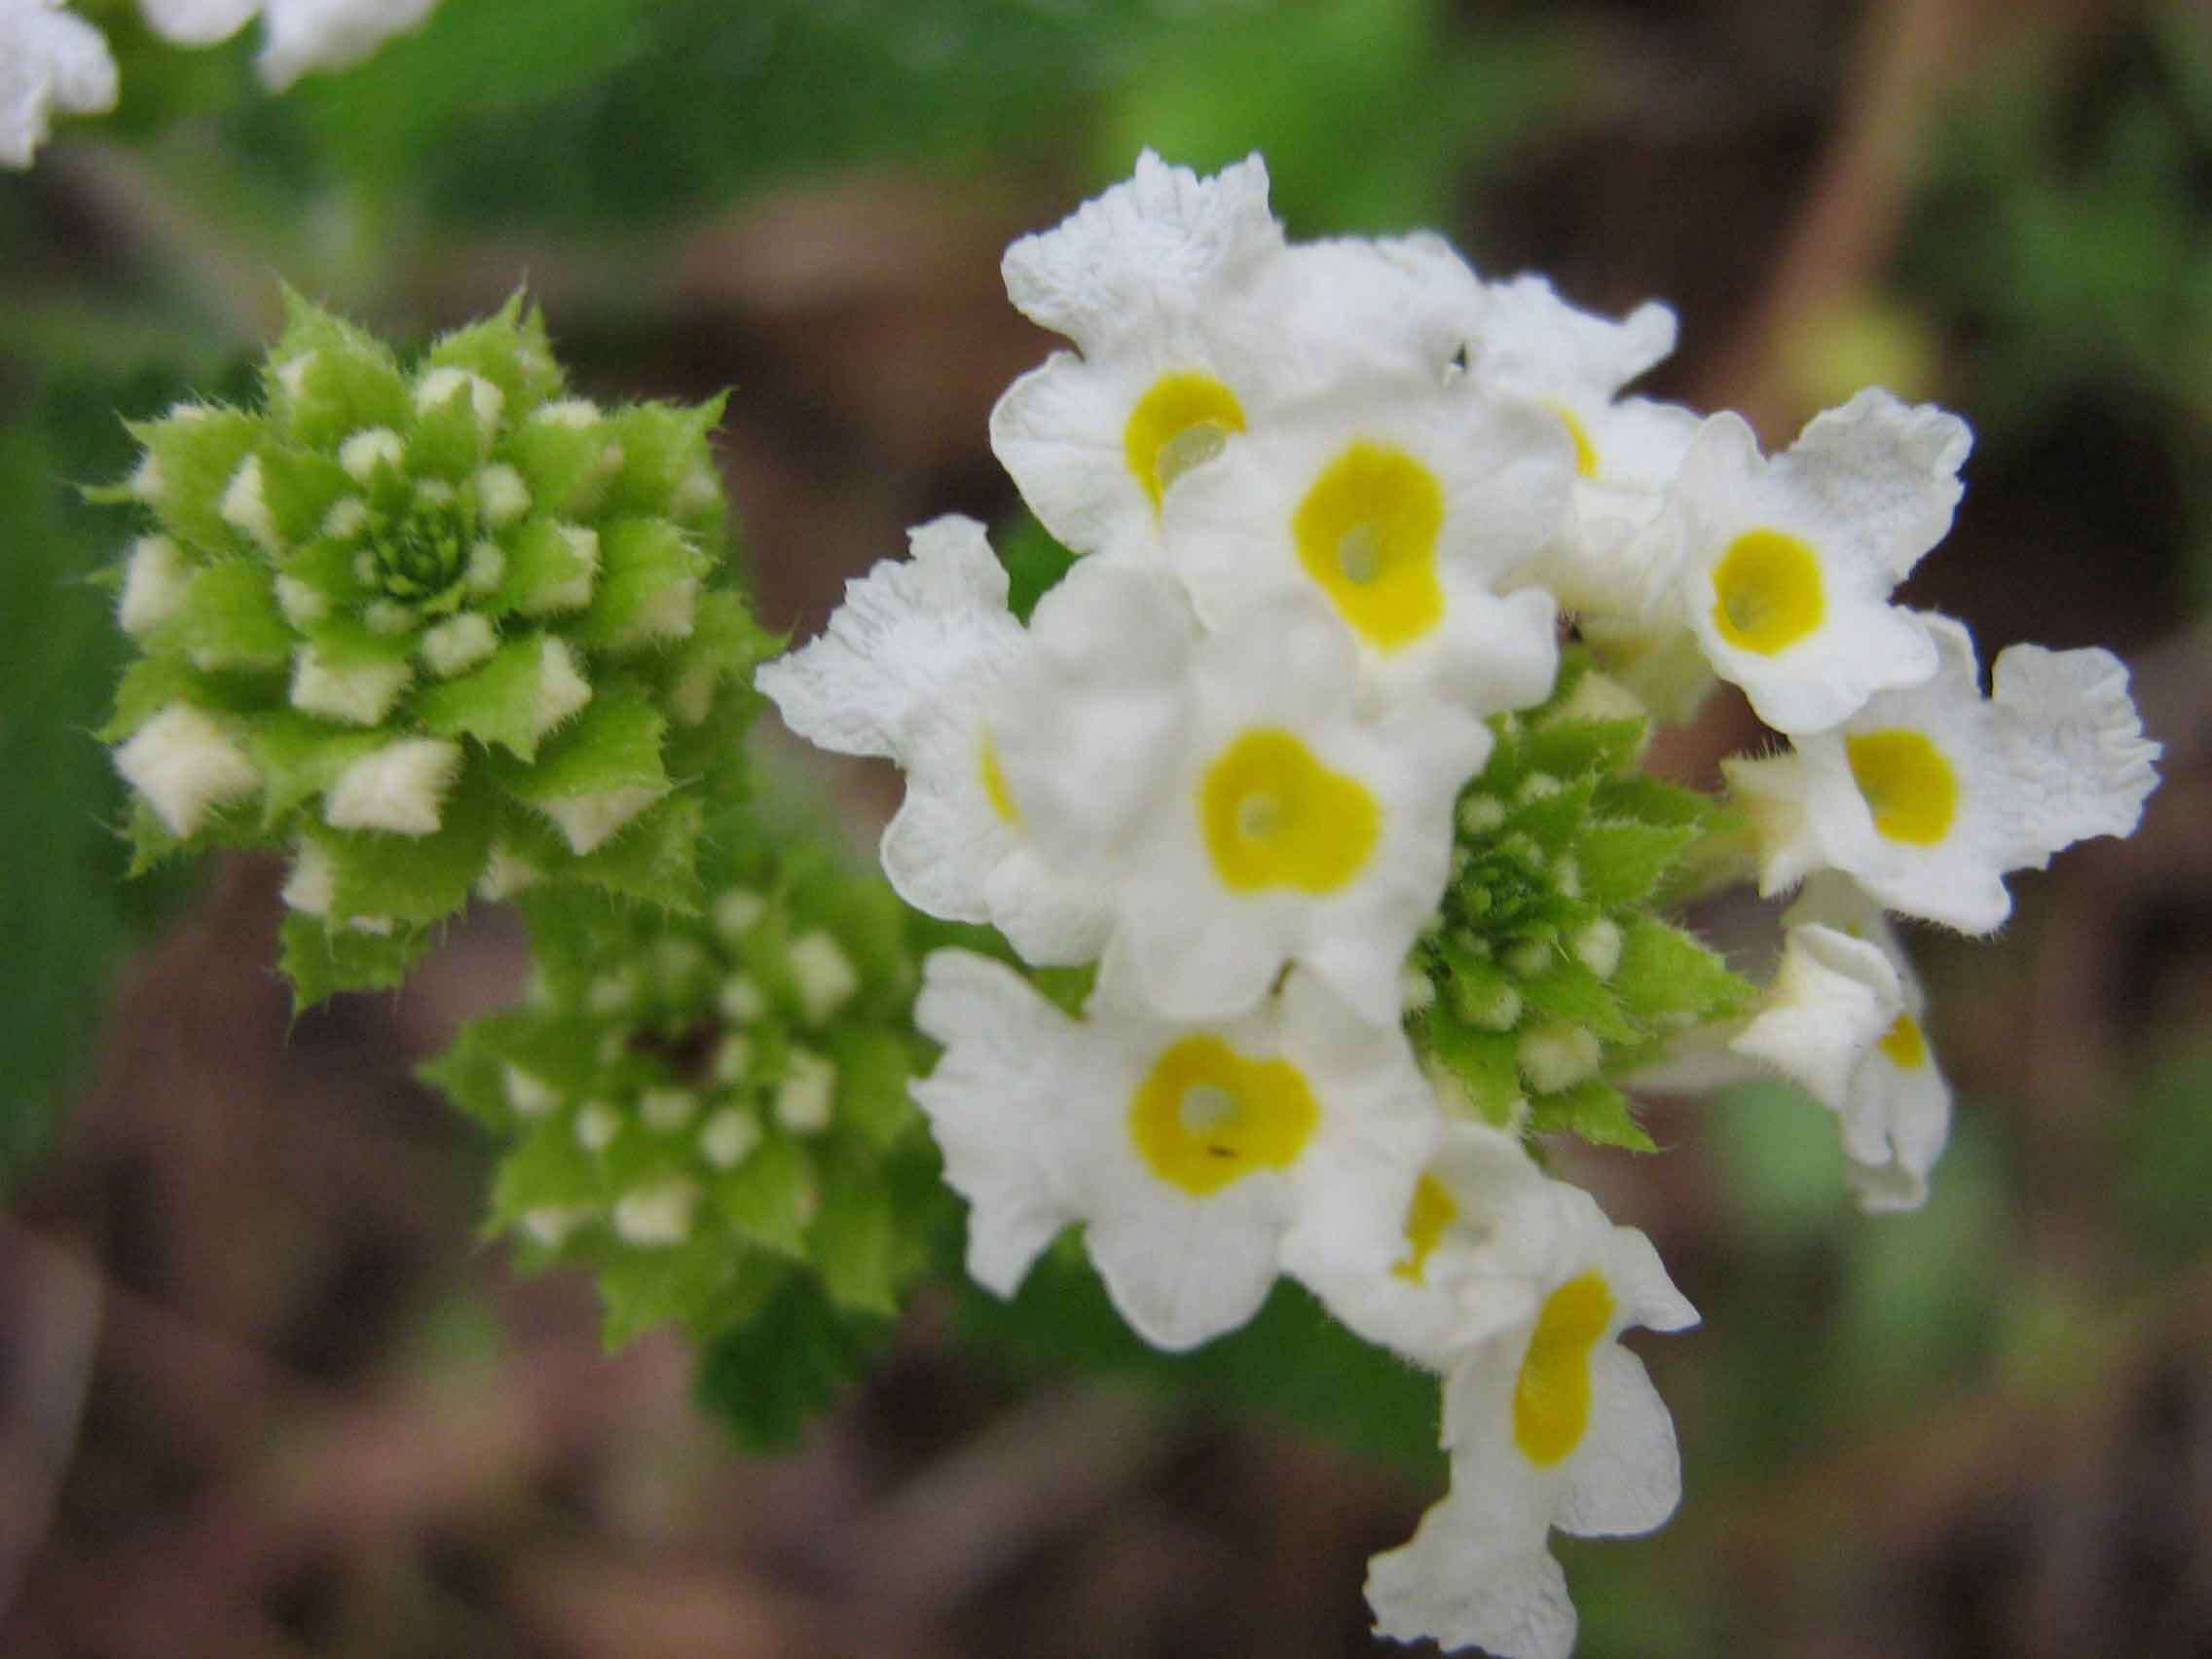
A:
[499,687,668,803]
[416,634,564,760]
[601,398,723,519]
[428,295,564,416]
[501,791,704,911]
[712,1132,816,1257]
[1528,1078,1656,1153]
[1515,958,1640,1047]
[163,559,293,671]
[407,375,492,480]
[255,445,353,546]
[1612,916,1753,1025]
[808,1169,902,1315]
[1420,1013,1524,1124]
[693,1272,891,1454]
[313,771,498,925]
[266,292,411,448]
[824,1025,915,1149]
[125,405,260,551]
[249,713,386,825]
[279,912,435,1009]
[997,511,1080,623]
[1576,820,1700,910]
[571,516,711,651]
[490,516,598,617]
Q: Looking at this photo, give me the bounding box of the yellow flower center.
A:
[1513,1271,1615,1466]
[1128,1035,1320,1198]
[1292,441,1447,652]
[1545,401,1601,479]
[1878,1012,1929,1070]
[1711,529,1825,655]
[1124,372,1247,512]
[1846,728,1959,845]
[978,729,1020,826]
[1200,728,1381,895]
[1392,1174,1458,1284]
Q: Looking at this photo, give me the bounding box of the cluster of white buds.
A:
[760,152,2158,1658]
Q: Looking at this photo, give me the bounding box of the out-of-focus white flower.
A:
[1726,613,2159,932]
[1,0,118,169]
[1161,374,1569,715]
[912,947,1440,1352]
[138,0,440,91]
[1663,388,1971,735]
[1006,593,1489,1025]
[1364,1161,1697,1659]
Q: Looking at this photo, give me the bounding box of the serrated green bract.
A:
[423,792,940,1363]
[94,292,772,1004]
[1412,655,1753,1147]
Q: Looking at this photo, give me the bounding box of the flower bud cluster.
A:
[423,800,931,1345]
[761,152,2159,1659]
[98,293,769,1002]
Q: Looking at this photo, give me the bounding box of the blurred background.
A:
[2,0,2208,1652]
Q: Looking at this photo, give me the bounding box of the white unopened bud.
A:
[536,784,663,856]
[1517,1024,1602,1093]
[613,1180,697,1247]
[323,739,461,836]
[290,645,413,725]
[114,704,259,837]
[774,1050,836,1135]
[700,1108,761,1170]
[573,1100,621,1152]
[338,427,404,482]
[219,455,281,550]
[415,366,504,433]
[788,931,860,1026]
[503,1065,562,1119]
[117,535,189,636]
[641,1088,698,1133]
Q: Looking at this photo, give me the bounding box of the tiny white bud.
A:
[415,366,504,433]
[612,1180,697,1247]
[129,453,165,503]
[219,455,281,551]
[1505,940,1553,979]
[1517,1024,1603,1093]
[573,1100,621,1152]
[275,575,330,629]
[421,613,498,679]
[640,1088,698,1133]
[338,427,404,482]
[1458,793,1506,835]
[613,575,697,647]
[520,1206,589,1248]
[712,1033,755,1086]
[290,645,413,725]
[323,739,462,836]
[1517,772,1562,802]
[699,1108,761,1170]
[279,840,336,917]
[321,497,370,540]
[113,704,259,837]
[522,523,600,615]
[463,540,505,597]
[117,535,190,637]
[274,351,315,401]
[1554,855,1581,899]
[363,600,414,636]
[714,889,767,940]
[502,1065,562,1119]
[531,638,592,738]
[1399,966,1435,1013]
[472,462,532,529]
[475,844,540,901]
[653,938,709,994]
[535,398,603,428]
[671,461,719,518]
[718,975,766,1024]
[774,1050,836,1136]
[536,784,663,856]
[1571,918,1624,980]
[788,931,860,1026]
[587,973,638,1015]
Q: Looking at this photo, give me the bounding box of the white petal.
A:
[1730,921,1901,1110]
[1367,1482,1574,1659]
[1556,1346,1682,1538]
[1987,642,2160,866]
[135,0,257,46]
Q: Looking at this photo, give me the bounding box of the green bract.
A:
[1413,656,1753,1151]
[96,293,771,1003]
[422,796,939,1357]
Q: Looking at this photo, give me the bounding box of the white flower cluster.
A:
[2,0,437,167]
[758,153,2158,1658]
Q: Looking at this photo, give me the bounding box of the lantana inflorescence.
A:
[98,292,771,1004]
[761,152,2160,1658]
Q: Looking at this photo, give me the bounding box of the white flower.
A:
[1161,374,1569,715]
[914,948,1440,1352]
[1365,1171,1697,1659]
[1473,276,1703,620]
[1663,388,1971,734]
[756,514,1123,966]
[1020,593,1489,1025]
[1732,875,1952,1211]
[1724,613,2159,932]
[137,0,441,92]
[113,702,260,837]
[0,0,117,170]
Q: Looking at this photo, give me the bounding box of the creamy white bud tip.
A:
[573,1101,621,1153]
[218,455,281,550]
[700,1108,761,1170]
[671,461,720,517]
[719,975,766,1024]
[616,576,697,647]
[323,739,462,836]
[531,638,593,738]
[788,931,861,1025]
[712,1034,755,1086]
[338,427,405,482]
[415,366,505,432]
[714,889,767,939]
[520,1206,588,1248]
[274,575,329,629]
[464,541,505,597]
[502,1065,562,1119]
[1518,1024,1603,1093]
[118,535,190,636]
[291,646,414,726]
[612,1180,698,1247]
[536,784,664,856]
[475,844,540,901]
[653,938,708,991]
[1506,940,1554,979]
[535,398,604,428]
[279,840,337,917]
[114,704,260,837]
[640,1088,698,1133]
[421,613,498,679]
[1400,967,1436,1013]
[1458,793,1506,835]
[473,462,532,529]
[321,497,370,540]
[586,973,638,1015]
[523,523,601,615]
[774,1050,837,1135]
[1572,918,1624,980]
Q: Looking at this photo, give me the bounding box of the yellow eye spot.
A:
[978,729,1020,826]
[1392,1174,1457,1284]
[1129,1035,1320,1198]
[1124,372,1247,512]
[1200,728,1381,895]
[1545,401,1600,479]
[1292,441,1446,652]
[1878,1012,1929,1070]
[1846,728,1959,845]
[1711,528,1825,655]
[1513,1271,1615,1466]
